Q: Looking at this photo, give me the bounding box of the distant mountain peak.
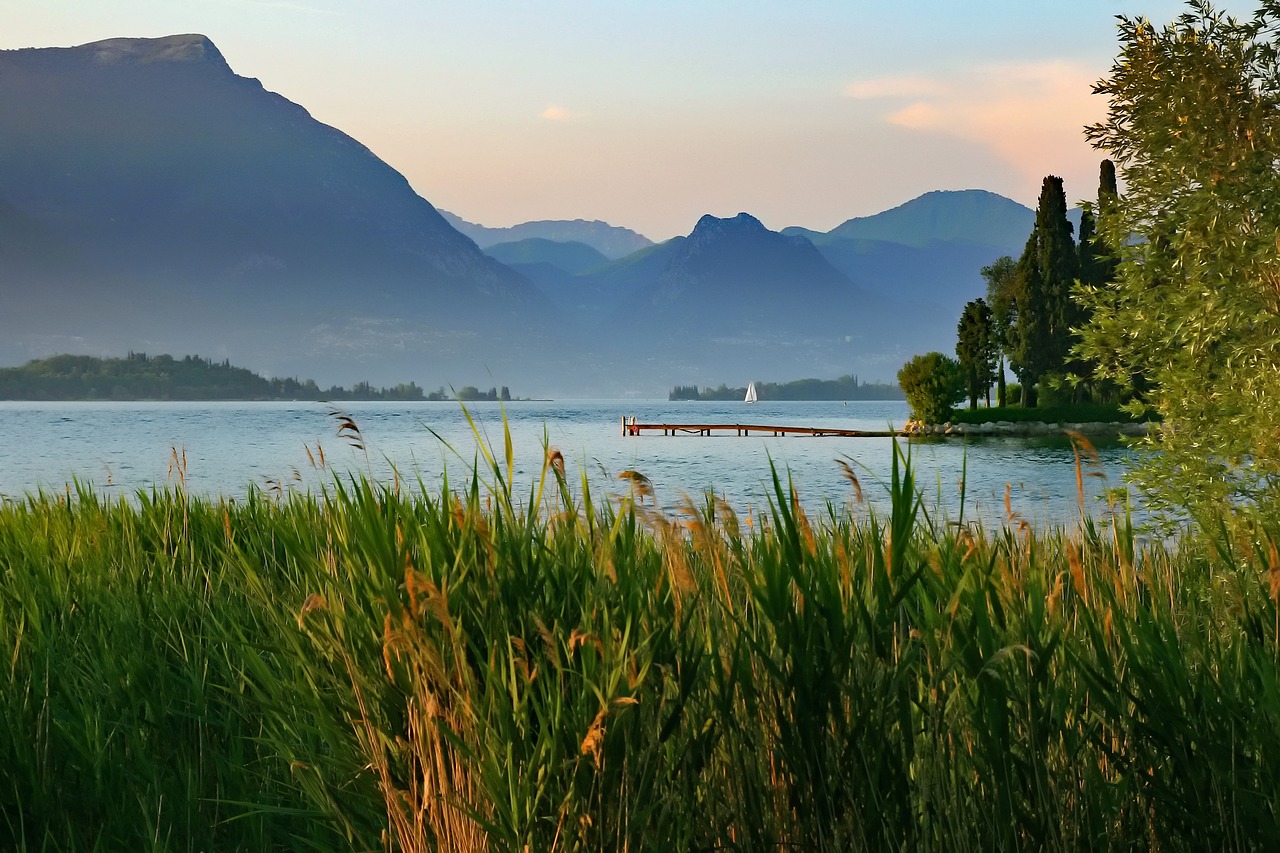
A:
[662,211,845,289]
[687,213,769,249]
[692,212,766,234]
[77,34,230,71]
[815,189,1034,252]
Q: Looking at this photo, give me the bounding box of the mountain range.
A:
[439,212,653,260]
[0,34,1068,396]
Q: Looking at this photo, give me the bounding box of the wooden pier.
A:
[622,417,904,438]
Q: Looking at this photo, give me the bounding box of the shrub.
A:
[897,352,964,423]
[1037,372,1073,409]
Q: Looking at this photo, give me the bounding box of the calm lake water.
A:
[0,400,1138,529]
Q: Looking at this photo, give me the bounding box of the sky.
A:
[1,0,1203,241]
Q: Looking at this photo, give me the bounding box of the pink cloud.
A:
[867,61,1106,199]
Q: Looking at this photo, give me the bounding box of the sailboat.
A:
[744,382,758,404]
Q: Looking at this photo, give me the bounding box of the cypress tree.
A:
[1070,206,1101,397]
[1010,231,1050,406]
[1037,176,1080,370]
[1095,159,1121,284]
[1098,159,1118,206]
[1077,206,1099,286]
[956,298,996,409]
[1065,160,1126,402]
[1009,175,1079,405]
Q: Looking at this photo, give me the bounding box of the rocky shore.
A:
[907,420,1151,438]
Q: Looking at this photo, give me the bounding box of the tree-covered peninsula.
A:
[669,375,902,401]
[0,353,431,401]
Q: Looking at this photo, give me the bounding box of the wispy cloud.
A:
[539,105,583,121]
[843,76,948,100]
[858,61,1103,192]
[883,101,941,129]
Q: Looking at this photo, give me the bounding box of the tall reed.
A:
[2,421,1278,850]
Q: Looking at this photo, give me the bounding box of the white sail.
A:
[744,382,758,403]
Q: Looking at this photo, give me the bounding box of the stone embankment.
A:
[906,420,1151,438]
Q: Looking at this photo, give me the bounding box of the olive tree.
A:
[1078,0,1280,517]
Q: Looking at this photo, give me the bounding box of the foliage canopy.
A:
[982,255,1018,407]
[898,352,964,423]
[1078,0,1280,517]
[0,353,431,401]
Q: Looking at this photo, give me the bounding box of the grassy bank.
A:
[2,437,1278,850]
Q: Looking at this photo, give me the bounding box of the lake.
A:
[0,399,1138,529]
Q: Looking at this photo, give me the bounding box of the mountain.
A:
[440,211,653,260]
[0,33,1094,396]
[784,189,1036,254]
[782,190,1045,331]
[547,213,918,386]
[531,239,686,331]
[523,195,1088,389]
[483,238,610,275]
[821,238,1002,316]
[614,213,858,333]
[0,34,555,387]
[817,189,1035,251]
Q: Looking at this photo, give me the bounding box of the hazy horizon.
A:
[1,0,1201,241]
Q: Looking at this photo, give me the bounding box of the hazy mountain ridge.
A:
[483,238,610,275]
[487,195,1054,387]
[1,34,1060,395]
[618,213,855,325]
[549,213,907,385]
[796,189,1035,251]
[440,210,653,260]
[0,34,552,387]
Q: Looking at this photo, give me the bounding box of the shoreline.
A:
[910,420,1150,438]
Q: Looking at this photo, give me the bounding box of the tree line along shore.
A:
[669,375,902,401]
[0,353,513,402]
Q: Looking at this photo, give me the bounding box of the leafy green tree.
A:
[897,352,964,424]
[981,256,1018,406]
[1078,0,1280,517]
[956,298,997,409]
